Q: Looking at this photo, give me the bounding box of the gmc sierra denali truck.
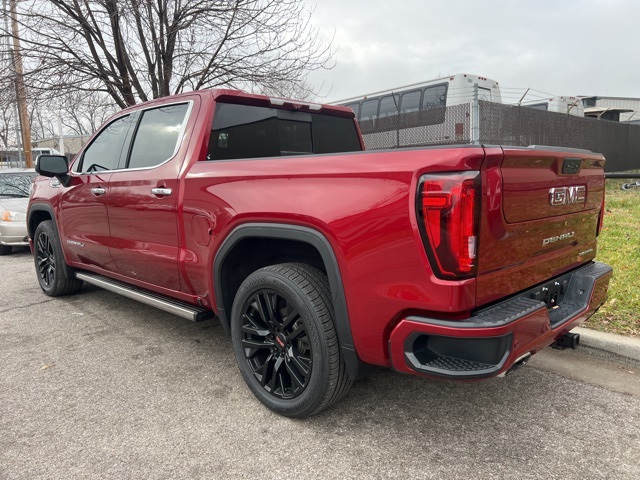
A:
[28,89,612,417]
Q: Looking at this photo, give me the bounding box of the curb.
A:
[573,326,640,363]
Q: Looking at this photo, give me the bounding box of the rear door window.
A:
[127,103,190,169]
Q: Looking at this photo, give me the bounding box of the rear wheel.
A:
[0,245,11,255]
[230,263,352,418]
[34,220,83,296]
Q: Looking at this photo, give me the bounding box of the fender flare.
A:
[27,203,75,280]
[213,223,363,379]
[27,202,59,239]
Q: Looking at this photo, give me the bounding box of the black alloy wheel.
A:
[32,220,83,296]
[230,263,352,418]
[36,229,56,289]
[240,289,312,399]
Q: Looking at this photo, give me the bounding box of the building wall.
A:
[32,135,91,157]
[592,97,640,122]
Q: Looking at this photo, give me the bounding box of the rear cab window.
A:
[208,103,361,160]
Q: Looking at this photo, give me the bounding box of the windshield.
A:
[0,172,37,198]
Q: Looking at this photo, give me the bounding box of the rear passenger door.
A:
[106,99,196,293]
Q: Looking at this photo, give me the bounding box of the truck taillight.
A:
[417,172,481,280]
[596,193,605,236]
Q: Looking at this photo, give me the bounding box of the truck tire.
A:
[230,263,352,418]
[33,220,83,297]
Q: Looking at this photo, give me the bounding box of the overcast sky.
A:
[304,0,640,103]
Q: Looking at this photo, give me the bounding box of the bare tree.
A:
[0,105,13,148]
[28,101,54,141]
[0,69,17,148]
[27,90,117,141]
[58,91,118,135]
[2,0,334,108]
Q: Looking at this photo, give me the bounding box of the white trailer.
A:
[332,73,501,148]
[521,96,584,116]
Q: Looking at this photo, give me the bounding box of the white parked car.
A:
[0,168,37,255]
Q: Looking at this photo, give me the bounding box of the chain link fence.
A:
[358,99,640,172]
[359,103,470,150]
[478,101,640,172]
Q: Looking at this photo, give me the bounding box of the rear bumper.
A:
[389,262,612,379]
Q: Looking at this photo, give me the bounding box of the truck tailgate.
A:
[476,147,606,307]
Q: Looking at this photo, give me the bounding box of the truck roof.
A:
[117,88,356,119]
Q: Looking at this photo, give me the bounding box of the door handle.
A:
[91,187,106,196]
[151,187,172,197]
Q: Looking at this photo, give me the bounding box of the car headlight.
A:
[1,211,26,222]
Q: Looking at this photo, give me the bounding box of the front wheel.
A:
[33,220,83,296]
[230,263,352,418]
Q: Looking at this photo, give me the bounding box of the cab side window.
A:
[76,115,133,173]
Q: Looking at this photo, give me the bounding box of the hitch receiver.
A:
[552,332,580,350]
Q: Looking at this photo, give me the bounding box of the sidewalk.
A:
[573,326,640,364]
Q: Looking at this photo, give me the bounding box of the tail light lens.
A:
[596,192,605,236]
[417,172,481,280]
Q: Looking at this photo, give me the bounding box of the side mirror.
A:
[36,155,71,186]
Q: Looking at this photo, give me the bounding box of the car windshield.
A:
[0,172,37,198]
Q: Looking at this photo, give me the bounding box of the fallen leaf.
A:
[40,364,55,370]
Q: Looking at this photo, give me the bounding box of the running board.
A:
[75,272,214,322]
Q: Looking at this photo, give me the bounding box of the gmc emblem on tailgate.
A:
[549,186,586,206]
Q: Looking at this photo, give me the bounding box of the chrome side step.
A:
[75,272,214,322]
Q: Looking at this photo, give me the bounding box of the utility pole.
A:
[9,0,32,168]
[2,0,21,167]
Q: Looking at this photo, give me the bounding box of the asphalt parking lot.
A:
[2,249,640,480]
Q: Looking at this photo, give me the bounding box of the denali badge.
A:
[542,231,575,246]
[549,186,586,206]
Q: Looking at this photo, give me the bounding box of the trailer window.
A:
[379,95,399,118]
[360,99,379,121]
[422,85,447,109]
[400,90,421,114]
[525,103,548,111]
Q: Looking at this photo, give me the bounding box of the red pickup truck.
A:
[29,89,612,417]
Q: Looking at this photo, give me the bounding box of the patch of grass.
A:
[585,174,640,336]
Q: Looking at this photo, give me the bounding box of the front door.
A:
[59,114,135,271]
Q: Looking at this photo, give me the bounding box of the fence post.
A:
[470,83,480,145]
